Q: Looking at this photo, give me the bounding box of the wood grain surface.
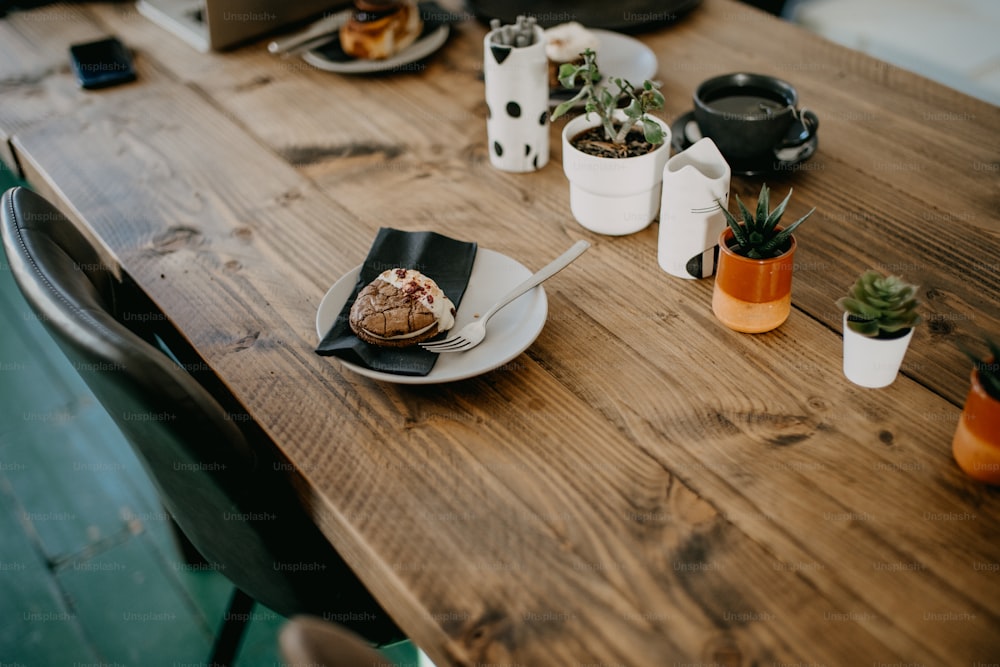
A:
[2,1,998,665]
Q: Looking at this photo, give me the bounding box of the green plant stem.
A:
[550,50,664,147]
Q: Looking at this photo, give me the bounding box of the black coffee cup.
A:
[693,73,818,164]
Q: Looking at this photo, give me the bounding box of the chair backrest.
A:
[1,186,401,644]
[280,615,397,667]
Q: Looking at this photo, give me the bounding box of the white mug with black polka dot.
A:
[483,25,549,172]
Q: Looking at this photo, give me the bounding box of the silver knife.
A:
[267,9,351,56]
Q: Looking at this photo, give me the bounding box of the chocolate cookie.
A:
[348,269,456,348]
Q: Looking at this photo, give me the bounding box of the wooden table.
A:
[2,1,999,664]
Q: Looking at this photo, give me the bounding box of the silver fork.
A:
[420,240,591,353]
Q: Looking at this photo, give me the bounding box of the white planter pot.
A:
[658,137,731,278]
[842,313,915,388]
[561,109,672,236]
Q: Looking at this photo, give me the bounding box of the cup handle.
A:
[778,108,819,149]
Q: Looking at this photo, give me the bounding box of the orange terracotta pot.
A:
[952,368,1000,484]
[711,228,796,333]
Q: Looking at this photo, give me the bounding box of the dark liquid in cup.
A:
[707,88,789,118]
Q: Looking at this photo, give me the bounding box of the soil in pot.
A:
[570,127,664,159]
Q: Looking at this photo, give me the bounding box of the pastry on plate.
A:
[339,0,424,60]
[544,21,600,89]
[349,269,456,347]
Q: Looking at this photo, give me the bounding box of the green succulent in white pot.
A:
[836,269,922,388]
[550,48,671,236]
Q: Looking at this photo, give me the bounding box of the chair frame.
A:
[1,186,402,664]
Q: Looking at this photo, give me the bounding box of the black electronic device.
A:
[69,37,137,89]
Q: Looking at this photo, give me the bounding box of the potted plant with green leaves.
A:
[952,337,1000,484]
[836,270,921,388]
[712,184,814,333]
[550,48,671,236]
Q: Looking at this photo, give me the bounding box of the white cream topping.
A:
[544,22,600,63]
[376,268,456,335]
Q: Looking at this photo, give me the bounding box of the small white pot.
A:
[842,313,915,388]
[561,109,672,236]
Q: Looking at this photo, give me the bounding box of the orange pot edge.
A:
[715,228,796,303]
[952,367,1000,484]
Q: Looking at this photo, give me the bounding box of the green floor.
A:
[0,167,417,665]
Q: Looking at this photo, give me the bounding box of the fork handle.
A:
[480,240,590,323]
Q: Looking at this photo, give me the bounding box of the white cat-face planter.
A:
[658,137,731,279]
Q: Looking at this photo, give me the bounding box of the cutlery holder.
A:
[483,24,549,172]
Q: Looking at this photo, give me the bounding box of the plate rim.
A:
[590,28,658,79]
[315,248,548,384]
[549,29,659,107]
[302,23,450,74]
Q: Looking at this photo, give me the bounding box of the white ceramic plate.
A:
[549,29,659,106]
[315,248,548,384]
[302,22,450,74]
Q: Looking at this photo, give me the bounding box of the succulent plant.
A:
[718,184,814,259]
[837,270,922,337]
[550,48,665,146]
[959,337,1000,402]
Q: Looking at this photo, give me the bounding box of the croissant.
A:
[339,0,423,60]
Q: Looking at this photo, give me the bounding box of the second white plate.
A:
[549,29,659,106]
[302,22,450,74]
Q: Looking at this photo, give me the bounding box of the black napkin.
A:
[315,228,477,376]
[312,1,461,63]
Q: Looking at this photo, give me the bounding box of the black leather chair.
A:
[0,186,403,663]
[280,615,398,667]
